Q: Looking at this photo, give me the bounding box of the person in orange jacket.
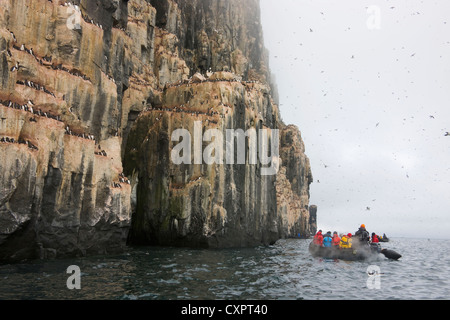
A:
[332,231,340,247]
[313,230,323,246]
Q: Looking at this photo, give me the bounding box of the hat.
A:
[360,224,365,228]
[347,233,352,237]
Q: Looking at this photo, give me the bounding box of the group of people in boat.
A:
[312,224,385,251]
[310,225,401,260]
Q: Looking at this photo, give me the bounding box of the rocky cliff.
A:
[0,0,313,262]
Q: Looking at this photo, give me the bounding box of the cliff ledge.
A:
[0,0,313,261]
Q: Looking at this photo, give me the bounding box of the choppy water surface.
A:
[0,238,448,300]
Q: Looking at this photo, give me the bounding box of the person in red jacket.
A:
[371,232,379,243]
[332,231,341,247]
[370,232,381,253]
[313,230,323,246]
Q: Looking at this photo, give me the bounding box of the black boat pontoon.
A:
[309,241,401,261]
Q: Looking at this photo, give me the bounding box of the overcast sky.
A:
[260,0,450,239]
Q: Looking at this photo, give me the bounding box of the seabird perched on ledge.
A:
[11,62,24,72]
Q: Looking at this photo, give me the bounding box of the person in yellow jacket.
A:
[339,233,353,248]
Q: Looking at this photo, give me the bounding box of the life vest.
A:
[313,232,323,245]
[332,235,340,246]
[340,235,352,248]
[323,235,332,247]
[372,235,379,243]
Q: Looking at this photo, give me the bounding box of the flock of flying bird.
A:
[5,1,448,196]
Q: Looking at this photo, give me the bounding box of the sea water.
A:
[0,238,448,300]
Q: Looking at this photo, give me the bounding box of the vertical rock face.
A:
[0,0,314,261]
[309,205,318,236]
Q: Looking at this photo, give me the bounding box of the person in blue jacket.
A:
[323,231,333,247]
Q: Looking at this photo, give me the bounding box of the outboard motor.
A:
[370,243,381,253]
